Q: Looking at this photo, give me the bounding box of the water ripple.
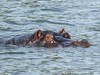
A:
[0,0,100,75]
[0,52,26,55]
[40,8,62,12]
[32,20,75,26]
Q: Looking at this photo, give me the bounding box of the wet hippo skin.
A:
[5,34,32,46]
[38,30,73,48]
[5,30,43,46]
[59,28,71,39]
[42,33,59,48]
[1,28,90,48]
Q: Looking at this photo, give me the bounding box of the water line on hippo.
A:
[1,28,90,48]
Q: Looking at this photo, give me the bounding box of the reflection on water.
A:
[0,0,100,75]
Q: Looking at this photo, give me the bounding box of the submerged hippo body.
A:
[2,30,62,46]
[39,29,90,48]
[0,28,90,48]
[38,30,73,48]
[3,30,43,46]
[5,30,72,47]
[5,33,34,46]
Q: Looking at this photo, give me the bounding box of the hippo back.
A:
[5,33,34,46]
[55,36,73,47]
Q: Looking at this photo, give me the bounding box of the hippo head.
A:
[72,40,81,47]
[72,39,90,48]
[43,33,58,48]
[80,39,90,48]
[62,32,71,39]
[59,28,71,39]
[28,30,43,46]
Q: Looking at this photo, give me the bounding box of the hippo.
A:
[29,28,90,48]
[59,28,90,48]
[40,33,73,48]
[32,28,73,48]
[1,28,90,48]
[72,39,90,48]
[36,29,90,48]
[59,28,71,39]
[4,30,43,46]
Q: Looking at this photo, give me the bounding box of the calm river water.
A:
[0,0,100,75]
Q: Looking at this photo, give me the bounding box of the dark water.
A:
[0,0,100,75]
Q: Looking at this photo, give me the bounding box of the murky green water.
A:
[0,0,100,75]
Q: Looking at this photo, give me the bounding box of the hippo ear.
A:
[59,28,65,35]
[36,30,43,39]
[80,39,90,48]
[63,32,71,39]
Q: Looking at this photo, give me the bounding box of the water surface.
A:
[0,0,100,75]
